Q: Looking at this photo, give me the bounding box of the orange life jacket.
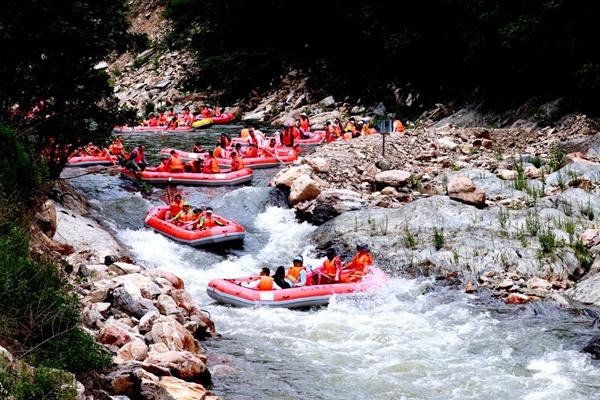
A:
[393,120,405,133]
[214,146,223,158]
[134,149,145,163]
[178,211,196,223]
[231,157,244,171]
[202,157,221,174]
[170,155,184,172]
[281,130,294,146]
[148,118,159,127]
[108,141,123,155]
[343,131,353,140]
[256,276,274,290]
[323,258,340,277]
[300,119,309,131]
[240,129,250,138]
[245,147,258,158]
[169,200,183,215]
[286,266,306,283]
[347,253,373,275]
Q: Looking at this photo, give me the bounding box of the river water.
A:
[63,127,600,400]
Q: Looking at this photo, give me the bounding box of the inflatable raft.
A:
[192,119,213,129]
[145,206,245,247]
[113,126,194,133]
[294,131,325,147]
[120,167,253,186]
[65,154,117,167]
[160,148,297,169]
[210,113,235,124]
[207,268,386,308]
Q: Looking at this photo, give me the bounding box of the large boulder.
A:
[447,176,486,207]
[289,175,321,204]
[35,199,57,238]
[98,319,135,347]
[151,316,199,353]
[140,376,207,400]
[295,189,368,225]
[156,294,180,316]
[270,165,313,189]
[566,273,600,306]
[112,286,159,319]
[374,170,411,187]
[145,351,209,382]
[116,341,149,364]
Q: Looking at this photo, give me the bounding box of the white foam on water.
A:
[117,204,600,400]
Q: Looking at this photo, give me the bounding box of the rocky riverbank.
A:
[269,114,600,310]
[33,180,220,400]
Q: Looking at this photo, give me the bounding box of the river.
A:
[63,126,600,400]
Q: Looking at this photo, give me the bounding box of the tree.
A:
[0,0,130,177]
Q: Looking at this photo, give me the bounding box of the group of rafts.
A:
[66,129,386,308]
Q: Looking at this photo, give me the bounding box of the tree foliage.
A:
[165,0,599,108]
[0,0,130,177]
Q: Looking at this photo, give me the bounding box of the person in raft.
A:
[241,267,282,290]
[165,194,184,220]
[191,142,203,153]
[230,151,244,171]
[273,266,291,289]
[197,207,224,229]
[312,248,343,285]
[285,256,307,287]
[128,145,148,171]
[108,136,125,156]
[340,244,373,283]
[184,158,203,173]
[244,143,259,158]
[170,202,197,229]
[202,150,221,174]
[298,112,310,132]
[169,150,185,173]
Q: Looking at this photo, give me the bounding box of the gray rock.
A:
[319,96,335,108]
[113,287,159,319]
[546,161,600,187]
[296,189,368,225]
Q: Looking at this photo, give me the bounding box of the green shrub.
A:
[548,147,566,172]
[0,216,111,373]
[0,364,77,400]
[433,228,445,250]
[403,225,417,249]
[538,228,557,254]
[0,125,47,205]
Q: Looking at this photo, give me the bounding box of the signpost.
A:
[378,119,393,158]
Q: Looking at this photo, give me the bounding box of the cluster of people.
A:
[277,113,405,146]
[143,105,222,128]
[165,194,224,231]
[242,244,374,290]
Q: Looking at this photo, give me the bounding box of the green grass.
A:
[525,210,541,236]
[498,207,510,229]
[403,225,417,249]
[433,228,445,250]
[537,227,557,254]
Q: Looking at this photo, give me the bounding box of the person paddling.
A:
[170,202,196,229]
[313,248,342,285]
[340,244,373,283]
[201,150,221,174]
[169,150,184,173]
[241,267,282,290]
[128,145,148,171]
[197,207,224,229]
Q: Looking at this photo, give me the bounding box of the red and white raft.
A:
[207,268,387,309]
[113,126,194,133]
[65,154,117,167]
[145,206,245,247]
[161,148,297,169]
[120,167,253,186]
[210,113,235,124]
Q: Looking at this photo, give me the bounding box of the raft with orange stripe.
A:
[207,268,387,308]
[210,113,235,124]
[65,154,117,167]
[160,148,297,169]
[113,126,194,133]
[145,206,245,247]
[120,167,253,186]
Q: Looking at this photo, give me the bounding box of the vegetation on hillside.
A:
[0,0,130,396]
[165,0,599,110]
[0,0,130,178]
